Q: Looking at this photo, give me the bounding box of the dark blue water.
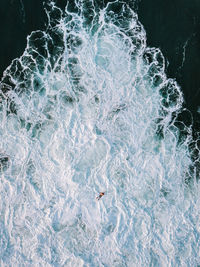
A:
[137,0,200,135]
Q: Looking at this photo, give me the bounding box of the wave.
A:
[0,1,199,266]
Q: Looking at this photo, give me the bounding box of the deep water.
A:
[0,1,200,266]
[137,0,200,137]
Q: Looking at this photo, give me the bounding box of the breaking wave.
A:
[0,1,199,266]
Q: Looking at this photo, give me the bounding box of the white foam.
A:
[0,1,199,266]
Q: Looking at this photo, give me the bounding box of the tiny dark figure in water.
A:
[96,192,105,200]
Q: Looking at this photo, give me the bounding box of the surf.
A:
[0,1,199,266]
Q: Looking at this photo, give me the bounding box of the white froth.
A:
[0,1,199,266]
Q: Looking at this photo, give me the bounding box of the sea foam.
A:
[0,1,199,266]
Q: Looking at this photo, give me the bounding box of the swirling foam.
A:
[0,1,199,266]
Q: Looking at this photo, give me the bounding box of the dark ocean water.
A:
[1,0,200,133]
[137,0,200,136]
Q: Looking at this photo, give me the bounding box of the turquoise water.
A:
[0,1,199,266]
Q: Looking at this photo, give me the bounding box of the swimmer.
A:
[96,192,105,200]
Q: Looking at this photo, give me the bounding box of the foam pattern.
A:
[0,1,199,266]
